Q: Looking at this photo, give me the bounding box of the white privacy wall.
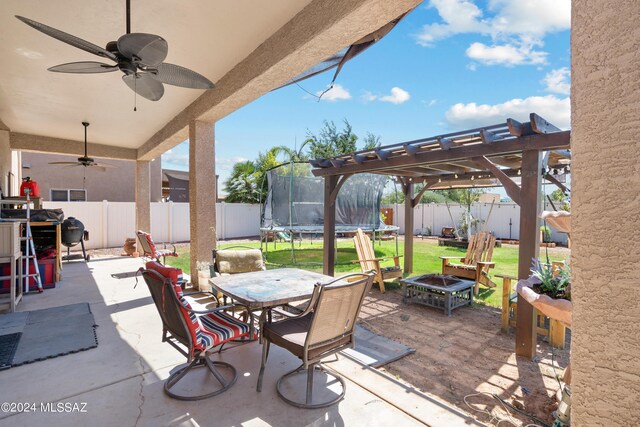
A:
[42,202,261,249]
[387,202,569,244]
[41,201,567,249]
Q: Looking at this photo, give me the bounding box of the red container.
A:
[20,177,40,197]
[38,258,56,288]
[0,259,55,293]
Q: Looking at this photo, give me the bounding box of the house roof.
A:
[162,169,189,182]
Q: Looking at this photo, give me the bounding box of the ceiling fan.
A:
[48,122,116,169]
[15,0,214,103]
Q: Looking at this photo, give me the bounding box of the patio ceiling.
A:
[1,0,421,160]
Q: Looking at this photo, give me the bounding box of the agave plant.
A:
[530,258,571,300]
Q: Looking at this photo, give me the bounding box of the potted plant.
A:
[516,259,572,327]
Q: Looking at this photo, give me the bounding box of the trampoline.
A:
[260,162,398,264]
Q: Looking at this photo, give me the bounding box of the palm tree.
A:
[223,160,260,203]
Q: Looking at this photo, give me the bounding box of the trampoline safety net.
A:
[261,163,396,233]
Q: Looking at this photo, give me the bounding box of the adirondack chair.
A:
[441,231,497,295]
[353,228,402,293]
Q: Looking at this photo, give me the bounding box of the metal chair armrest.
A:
[183,290,220,305]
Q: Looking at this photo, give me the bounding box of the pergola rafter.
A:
[312,113,571,360]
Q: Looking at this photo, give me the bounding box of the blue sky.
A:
[162,0,570,194]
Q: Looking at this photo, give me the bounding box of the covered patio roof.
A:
[1,0,421,160]
[312,113,570,360]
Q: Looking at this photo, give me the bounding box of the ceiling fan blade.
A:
[48,61,118,74]
[122,73,164,101]
[93,162,117,169]
[152,63,214,89]
[117,33,167,67]
[15,16,117,61]
[48,161,82,165]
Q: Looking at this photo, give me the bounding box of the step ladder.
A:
[0,192,42,293]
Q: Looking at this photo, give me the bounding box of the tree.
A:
[223,161,260,203]
[549,188,570,211]
[304,119,380,159]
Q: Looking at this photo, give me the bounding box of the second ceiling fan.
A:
[16,0,215,102]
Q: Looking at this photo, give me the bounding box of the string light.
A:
[517,169,521,176]
[471,175,475,181]
[454,174,458,179]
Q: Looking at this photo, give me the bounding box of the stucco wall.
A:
[0,130,12,196]
[572,1,640,424]
[20,152,162,202]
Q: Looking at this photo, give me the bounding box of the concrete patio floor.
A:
[0,257,483,427]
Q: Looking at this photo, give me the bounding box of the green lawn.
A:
[167,238,568,308]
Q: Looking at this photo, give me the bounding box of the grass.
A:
[167,238,569,308]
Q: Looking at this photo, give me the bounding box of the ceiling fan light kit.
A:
[15,0,215,104]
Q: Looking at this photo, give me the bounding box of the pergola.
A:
[311,112,571,358]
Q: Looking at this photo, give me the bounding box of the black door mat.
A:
[0,332,22,370]
[0,303,98,369]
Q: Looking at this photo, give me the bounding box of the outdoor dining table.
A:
[208,268,335,336]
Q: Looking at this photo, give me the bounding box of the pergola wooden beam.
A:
[312,130,569,177]
[545,173,570,195]
[473,156,521,205]
[516,150,543,358]
[323,175,339,276]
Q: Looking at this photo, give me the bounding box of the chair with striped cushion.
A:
[141,261,252,400]
[137,230,178,264]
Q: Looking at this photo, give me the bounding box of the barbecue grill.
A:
[61,217,90,262]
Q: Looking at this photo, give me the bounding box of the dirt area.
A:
[359,288,569,426]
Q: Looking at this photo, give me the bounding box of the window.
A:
[50,189,87,202]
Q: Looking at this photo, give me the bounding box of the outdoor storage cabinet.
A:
[0,222,20,257]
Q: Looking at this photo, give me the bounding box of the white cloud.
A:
[416,0,486,47]
[416,0,570,67]
[161,147,189,168]
[466,42,547,66]
[317,84,351,101]
[379,87,411,104]
[543,67,570,95]
[361,91,378,102]
[421,99,437,107]
[445,95,570,130]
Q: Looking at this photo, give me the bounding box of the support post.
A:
[135,160,151,233]
[403,181,414,273]
[189,120,216,288]
[323,175,338,276]
[515,150,542,358]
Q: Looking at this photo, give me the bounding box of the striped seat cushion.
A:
[154,248,178,258]
[198,311,251,347]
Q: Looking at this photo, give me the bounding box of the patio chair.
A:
[256,272,374,408]
[352,228,402,293]
[441,231,497,295]
[140,261,252,400]
[136,230,178,264]
[212,246,266,276]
